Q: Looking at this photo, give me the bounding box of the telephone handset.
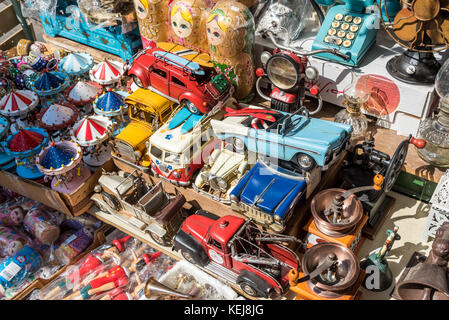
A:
[311,0,378,67]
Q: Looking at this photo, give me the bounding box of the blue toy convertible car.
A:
[229,158,310,232]
[211,107,352,172]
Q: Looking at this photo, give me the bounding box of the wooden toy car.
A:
[173,211,300,298]
[91,170,186,246]
[111,89,176,171]
[127,42,233,114]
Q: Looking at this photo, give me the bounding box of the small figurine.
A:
[169,0,210,52]
[361,226,400,291]
[206,0,255,101]
[133,0,170,47]
[0,226,32,257]
[0,206,25,227]
[92,88,130,136]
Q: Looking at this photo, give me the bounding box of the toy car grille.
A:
[240,202,274,225]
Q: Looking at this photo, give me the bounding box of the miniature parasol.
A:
[30,71,70,96]
[71,115,113,147]
[92,88,126,117]
[58,52,94,78]
[64,80,103,107]
[89,59,124,86]
[37,101,79,132]
[0,89,39,117]
[36,140,90,193]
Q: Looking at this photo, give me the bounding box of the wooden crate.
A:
[12,224,113,300]
[0,0,34,50]
[0,160,113,217]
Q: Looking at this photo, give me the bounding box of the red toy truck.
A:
[127,42,232,114]
[172,211,300,298]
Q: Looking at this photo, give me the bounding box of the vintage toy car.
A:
[148,104,224,186]
[211,107,352,172]
[172,211,300,298]
[229,158,320,232]
[127,42,233,114]
[91,170,186,246]
[111,88,176,171]
[193,115,251,203]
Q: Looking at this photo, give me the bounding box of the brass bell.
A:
[396,263,449,300]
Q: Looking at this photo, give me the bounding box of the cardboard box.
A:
[0,160,113,217]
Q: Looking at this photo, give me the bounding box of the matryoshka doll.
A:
[169,0,211,52]
[210,0,256,8]
[206,1,255,101]
[133,0,170,48]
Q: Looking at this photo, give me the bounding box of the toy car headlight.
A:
[230,194,239,204]
[217,178,227,192]
[274,215,282,223]
[172,170,181,179]
[94,185,102,193]
[266,54,299,91]
[260,51,272,67]
[305,66,319,81]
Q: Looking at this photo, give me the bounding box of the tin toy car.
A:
[111,88,176,171]
[193,115,251,203]
[229,157,320,232]
[91,170,186,246]
[173,211,301,298]
[211,107,352,172]
[127,42,233,114]
[148,103,225,186]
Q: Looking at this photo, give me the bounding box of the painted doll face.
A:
[171,11,192,38]
[134,0,149,20]
[10,208,24,225]
[206,19,225,46]
[6,240,23,257]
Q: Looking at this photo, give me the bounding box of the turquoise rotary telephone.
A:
[311,0,379,66]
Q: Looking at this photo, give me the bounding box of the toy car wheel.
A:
[181,249,197,265]
[185,101,201,115]
[101,192,121,211]
[240,282,259,297]
[132,75,144,88]
[295,153,316,171]
[148,231,169,247]
[233,138,246,153]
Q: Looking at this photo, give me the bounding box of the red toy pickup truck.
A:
[172,211,300,298]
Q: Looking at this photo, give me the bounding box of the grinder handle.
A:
[409,136,426,149]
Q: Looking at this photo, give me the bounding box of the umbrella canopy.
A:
[89,60,124,85]
[37,102,79,131]
[64,80,103,106]
[30,71,70,96]
[0,89,39,117]
[58,52,94,77]
[93,89,125,117]
[72,115,112,147]
[37,140,82,176]
[5,127,49,157]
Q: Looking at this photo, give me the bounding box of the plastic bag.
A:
[255,0,313,45]
[77,0,136,27]
[20,0,58,20]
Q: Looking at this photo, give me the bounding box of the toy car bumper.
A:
[151,167,191,186]
[322,138,351,171]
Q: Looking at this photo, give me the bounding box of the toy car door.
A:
[149,66,169,96]
[205,236,231,267]
[169,73,190,103]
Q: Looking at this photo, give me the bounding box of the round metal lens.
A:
[217,179,227,192]
[266,55,298,90]
[172,170,181,179]
[305,66,319,81]
[260,51,272,66]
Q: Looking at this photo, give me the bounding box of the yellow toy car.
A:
[111,88,175,170]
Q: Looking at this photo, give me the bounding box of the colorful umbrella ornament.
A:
[71,115,112,147]
[89,59,124,86]
[93,88,126,117]
[36,101,79,132]
[64,80,103,106]
[30,71,70,96]
[2,127,49,180]
[36,140,90,193]
[0,89,39,117]
[58,52,94,78]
